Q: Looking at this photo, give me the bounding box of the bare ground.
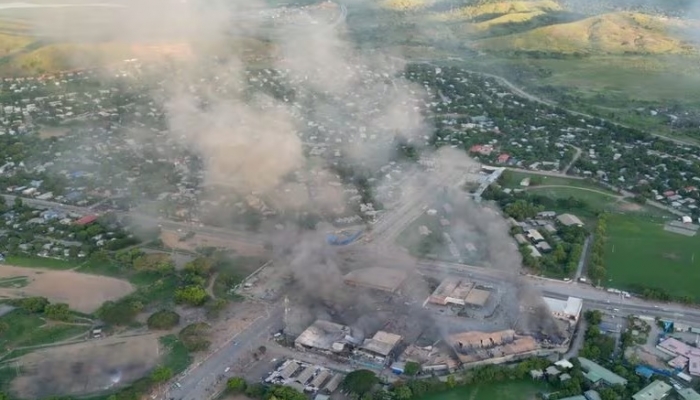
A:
[10,333,160,399]
[0,265,134,313]
[160,230,264,256]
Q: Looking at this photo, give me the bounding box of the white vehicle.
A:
[175,382,182,389]
[224,367,231,373]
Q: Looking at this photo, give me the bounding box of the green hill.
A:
[474,12,697,54]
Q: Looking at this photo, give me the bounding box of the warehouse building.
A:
[295,320,357,354]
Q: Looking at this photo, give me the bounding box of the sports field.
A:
[419,380,547,400]
[604,214,700,300]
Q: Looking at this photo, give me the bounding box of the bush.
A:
[174,285,209,306]
[97,299,143,326]
[226,377,247,393]
[147,310,181,330]
[179,323,211,352]
[151,366,173,383]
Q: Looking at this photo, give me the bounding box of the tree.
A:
[19,296,49,313]
[584,310,603,325]
[393,385,412,400]
[133,253,174,274]
[175,285,209,306]
[150,366,173,383]
[226,377,247,393]
[13,196,23,210]
[183,257,215,277]
[45,303,71,321]
[341,370,379,396]
[403,361,421,376]
[147,310,181,330]
[179,323,211,352]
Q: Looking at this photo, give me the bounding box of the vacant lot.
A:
[161,230,265,256]
[38,126,71,139]
[10,333,160,399]
[605,214,700,300]
[0,265,134,313]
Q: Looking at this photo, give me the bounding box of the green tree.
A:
[151,366,173,383]
[45,303,71,321]
[19,296,49,313]
[403,361,421,376]
[147,310,181,330]
[183,257,215,277]
[393,385,412,400]
[226,377,247,393]
[175,285,209,306]
[341,370,379,396]
[179,323,211,352]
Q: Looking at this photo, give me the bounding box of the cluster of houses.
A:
[511,211,584,258]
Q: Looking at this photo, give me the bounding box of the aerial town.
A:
[1,1,700,400]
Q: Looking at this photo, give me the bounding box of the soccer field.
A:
[419,380,546,400]
[605,215,700,300]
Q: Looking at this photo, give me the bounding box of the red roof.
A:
[663,190,676,197]
[497,154,510,163]
[469,145,483,153]
[75,215,98,225]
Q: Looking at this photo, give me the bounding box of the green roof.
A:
[577,357,628,386]
[678,388,700,400]
[632,380,672,400]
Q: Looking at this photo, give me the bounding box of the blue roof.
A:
[636,366,654,379]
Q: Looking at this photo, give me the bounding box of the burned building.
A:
[427,278,492,308]
[447,330,540,364]
[355,331,402,365]
[294,320,359,354]
[343,267,408,293]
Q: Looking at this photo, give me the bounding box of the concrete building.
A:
[295,320,356,354]
[632,380,672,400]
[678,388,700,400]
[543,296,583,322]
[578,357,628,386]
[357,331,402,365]
[429,278,474,306]
[557,213,584,227]
[464,288,491,307]
[343,267,408,293]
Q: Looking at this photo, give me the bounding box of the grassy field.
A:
[604,214,700,299]
[500,170,609,191]
[3,256,76,270]
[419,380,547,400]
[476,12,693,55]
[0,310,87,354]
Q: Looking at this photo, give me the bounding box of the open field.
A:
[419,380,547,400]
[9,333,160,399]
[0,310,88,354]
[500,170,596,190]
[4,255,75,269]
[37,126,71,139]
[0,265,134,313]
[160,230,265,256]
[476,12,694,55]
[604,214,700,300]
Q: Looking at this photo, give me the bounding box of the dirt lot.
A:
[0,265,134,313]
[11,333,160,399]
[160,230,264,256]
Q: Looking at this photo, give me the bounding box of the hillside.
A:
[473,12,697,54]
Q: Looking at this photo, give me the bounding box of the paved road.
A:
[171,307,284,400]
[574,235,591,281]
